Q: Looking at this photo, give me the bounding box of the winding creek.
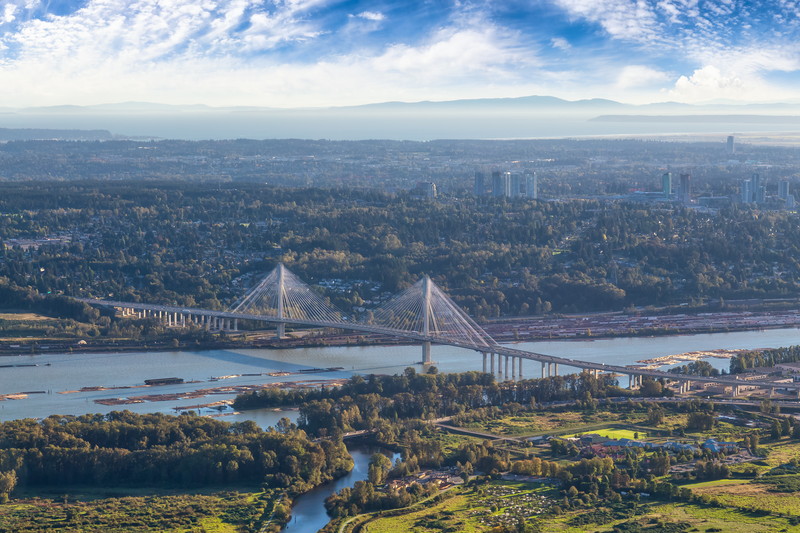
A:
[283,446,399,533]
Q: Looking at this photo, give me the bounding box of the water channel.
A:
[282,446,399,532]
[2,327,800,422]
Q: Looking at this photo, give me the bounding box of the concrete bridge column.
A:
[490,353,495,375]
[504,356,509,381]
[518,358,523,380]
[769,387,775,398]
[553,363,559,376]
[482,352,487,373]
[730,385,739,398]
[541,362,546,378]
[181,314,186,328]
[204,316,210,331]
[422,342,432,365]
[233,319,238,332]
[167,314,172,327]
[511,357,516,381]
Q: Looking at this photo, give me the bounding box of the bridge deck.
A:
[77,297,799,393]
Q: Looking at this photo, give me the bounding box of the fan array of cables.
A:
[368,277,496,348]
[230,264,342,323]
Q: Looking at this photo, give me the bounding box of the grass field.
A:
[561,428,646,440]
[462,409,651,437]
[359,481,798,533]
[361,481,557,533]
[685,478,800,515]
[0,489,267,532]
[546,502,796,533]
[0,312,52,321]
[762,439,800,467]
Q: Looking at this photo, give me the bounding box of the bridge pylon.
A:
[229,263,344,337]
[422,275,432,364]
[367,274,496,363]
[276,263,286,339]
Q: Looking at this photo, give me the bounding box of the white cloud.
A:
[553,0,660,41]
[616,64,670,88]
[354,11,385,22]
[550,37,570,50]
[667,65,788,102]
[3,5,17,24]
[0,1,539,107]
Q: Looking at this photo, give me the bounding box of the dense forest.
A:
[1,181,800,324]
[0,411,351,492]
[730,345,800,373]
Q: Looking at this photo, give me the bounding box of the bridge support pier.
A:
[504,356,509,381]
[730,385,739,398]
[541,362,546,378]
[482,352,487,373]
[233,319,238,332]
[518,358,523,380]
[490,353,495,375]
[422,342,432,365]
[511,357,516,381]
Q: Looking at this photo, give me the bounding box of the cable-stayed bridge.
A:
[78,264,800,398]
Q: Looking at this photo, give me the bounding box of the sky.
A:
[1,0,800,108]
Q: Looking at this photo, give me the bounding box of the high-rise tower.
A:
[662,172,672,199]
[679,173,691,204]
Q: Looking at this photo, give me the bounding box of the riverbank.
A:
[2,306,799,357]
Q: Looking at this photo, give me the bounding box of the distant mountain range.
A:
[2,96,800,140]
[11,95,800,114]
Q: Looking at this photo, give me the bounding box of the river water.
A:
[1,327,800,422]
[283,446,399,533]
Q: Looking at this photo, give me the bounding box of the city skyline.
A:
[2,0,800,108]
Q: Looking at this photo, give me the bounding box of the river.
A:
[2,327,800,422]
[283,446,399,533]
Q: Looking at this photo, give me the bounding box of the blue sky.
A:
[1,0,800,107]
